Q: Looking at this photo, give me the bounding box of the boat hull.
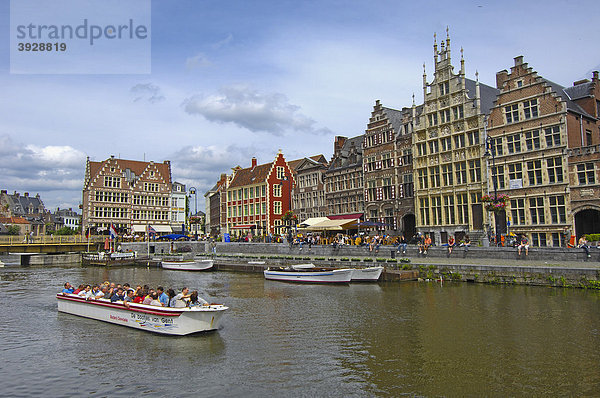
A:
[351,266,384,282]
[264,268,352,283]
[161,259,213,271]
[56,294,227,335]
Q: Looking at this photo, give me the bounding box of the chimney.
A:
[592,71,599,82]
[334,136,347,156]
[1,190,6,194]
[14,191,19,197]
[573,79,590,86]
[24,192,29,197]
[496,70,509,90]
[251,157,257,169]
[220,173,227,182]
[514,55,524,66]
[163,160,170,166]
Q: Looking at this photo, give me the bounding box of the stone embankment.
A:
[120,241,600,289]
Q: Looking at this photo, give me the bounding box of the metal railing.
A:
[0,235,104,245]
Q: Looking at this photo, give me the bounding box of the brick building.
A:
[82,156,173,235]
[363,100,415,235]
[225,152,295,236]
[324,135,364,219]
[204,173,228,237]
[488,57,598,246]
[413,33,498,244]
[563,72,600,238]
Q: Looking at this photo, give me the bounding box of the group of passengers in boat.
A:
[61,282,209,308]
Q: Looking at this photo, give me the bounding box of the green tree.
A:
[7,225,20,235]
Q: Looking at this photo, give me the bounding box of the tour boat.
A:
[350,266,384,282]
[264,263,353,283]
[161,259,214,271]
[56,293,227,335]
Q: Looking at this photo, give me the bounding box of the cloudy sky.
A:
[1,0,598,212]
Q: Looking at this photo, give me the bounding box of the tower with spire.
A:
[411,28,499,244]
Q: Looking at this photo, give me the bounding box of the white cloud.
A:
[185,52,212,70]
[212,33,233,49]
[0,135,85,209]
[130,83,166,103]
[183,85,330,135]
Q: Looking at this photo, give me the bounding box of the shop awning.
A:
[297,217,328,228]
[306,218,359,231]
[131,224,172,233]
[231,224,257,229]
[328,213,363,220]
[152,225,172,233]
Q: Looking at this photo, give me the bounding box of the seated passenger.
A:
[188,290,209,307]
[62,282,74,294]
[167,289,176,307]
[93,285,106,299]
[143,289,155,305]
[133,289,146,303]
[110,287,125,302]
[73,284,85,295]
[123,289,135,302]
[157,286,169,307]
[149,292,162,306]
[170,287,191,308]
[78,284,92,299]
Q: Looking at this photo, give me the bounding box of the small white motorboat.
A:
[350,266,384,282]
[57,293,227,335]
[264,263,352,283]
[161,259,214,271]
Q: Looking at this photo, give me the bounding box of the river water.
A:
[1,265,599,397]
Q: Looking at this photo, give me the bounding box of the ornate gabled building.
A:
[412,32,499,244]
[324,135,364,218]
[82,155,173,235]
[489,58,599,246]
[225,152,295,236]
[563,72,600,238]
[289,155,328,222]
[363,100,416,236]
[0,190,47,235]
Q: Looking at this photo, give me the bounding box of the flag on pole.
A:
[148,225,156,236]
[109,224,117,240]
[85,228,91,239]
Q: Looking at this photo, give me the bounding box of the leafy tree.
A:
[7,225,20,235]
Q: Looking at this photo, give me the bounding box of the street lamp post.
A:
[189,187,197,239]
[485,135,500,246]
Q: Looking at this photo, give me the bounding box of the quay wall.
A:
[122,241,599,262]
[27,253,81,266]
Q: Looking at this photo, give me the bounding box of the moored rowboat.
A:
[264,264,352,283]
[350,266,384,282]
[161,259,213,271]
[57,293,227,335]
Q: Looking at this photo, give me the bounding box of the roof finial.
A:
[460,47,464,59]
[423,63,426,73]
[446,26,449,39]
[475,70,479,82]
[412,93,415,105]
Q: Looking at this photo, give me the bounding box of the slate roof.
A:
[328,135,363,172]
[551,80,596,118]
[3,193,45,216]
[88,158,172,186]
[464,78,500,115]
[563,81,593,101]
[288,155,328,172]
[382,107,406,134]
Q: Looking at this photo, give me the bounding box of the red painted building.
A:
[225,151,295,236]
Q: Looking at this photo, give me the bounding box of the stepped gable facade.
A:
[82,155,172,234]
[489,58,599,245]
[363,100,416,236]
[413,31,498,244]
[225,151,295,235]
[324,135,364,218]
